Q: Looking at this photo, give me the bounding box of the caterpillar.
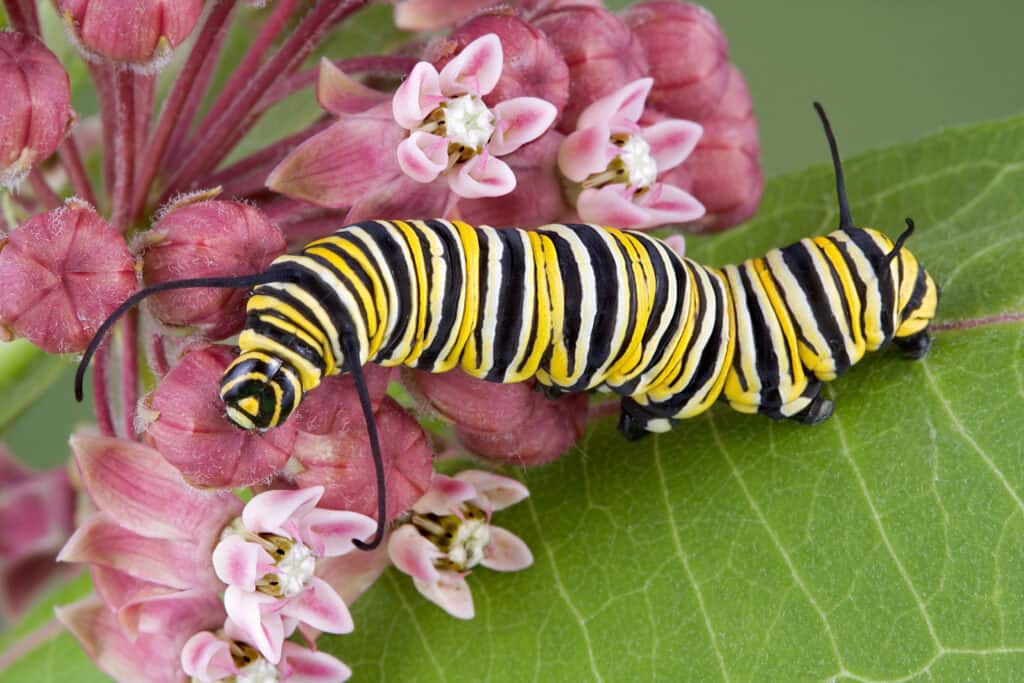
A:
[75,104,940,551]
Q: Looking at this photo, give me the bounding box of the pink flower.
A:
[212,486,376,662]
[182,627,351,683]
[558,77,705,230]
[393,33,557,198]
[388,470,533,620]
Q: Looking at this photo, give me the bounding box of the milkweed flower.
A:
[182,627,351,683]
[388,470,533,619]
[558,77,704,230]
[393,33,557,198]
[211,486,377,662]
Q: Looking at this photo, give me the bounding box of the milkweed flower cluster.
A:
[0,1,761,680]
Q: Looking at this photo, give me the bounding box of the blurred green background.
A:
[3,0,1024,465]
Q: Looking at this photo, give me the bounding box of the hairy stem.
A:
[121,310,139,438]
[58,136,98,207]
[89,63,117,201]
[933,312,1024,332]
[110,69,136,231]
[92,344,116,437]
[27,169,61,210]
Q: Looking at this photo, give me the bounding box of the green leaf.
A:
[0,341,72,433]
[323,115,1024,681]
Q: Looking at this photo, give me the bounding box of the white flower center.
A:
[447,517,491,569]
[235,657,279,683]
[443,94,496,150]
[275,542,317,598]
[619,135,658,188]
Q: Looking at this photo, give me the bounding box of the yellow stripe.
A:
[305,245,379,344]
[392,220,431,364]
[246,294,335,374]
[239,329,321,391]
[519,230,553,379]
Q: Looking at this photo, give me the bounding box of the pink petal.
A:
[577,77,653,129]
[635,182,706,226]
[488,97,557,156]
[113,585,225,641]
[316,542,392,606]
[317,58,389,116]
[438,33,503,97]
[663,233,687,258]
[224,587,286,664]
[345,173,455,223]
[397,131,449,183]
[298,509,378,557]
[280,576,353,634]
[455,470,529,511]
[392,61,443,130]
[212,535,273,591]
[387,524,441,585]
[414,573,474,620]
[576,185,651,228]
[413,474,476,515]
[557,123,614,182]
[447,153,516,199]
[243,487,324,536]
[280,642,352,683]
[641,119,702,173]
[181,631,237,681]
[481,526,533,572]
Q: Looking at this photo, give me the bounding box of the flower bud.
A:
[0,201,136,354]
[427,13,571,124]
[0,33,72,188]
[144,345,298,488]
[58,0,202,68]
[286,371,434,521]
[139,199,286,339]
[623,1,730,121]
[534,6,649,133]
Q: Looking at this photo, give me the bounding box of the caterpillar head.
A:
[219,351,304,430]
[885,222,940,359]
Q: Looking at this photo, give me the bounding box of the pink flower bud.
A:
[58,0,203,68]
[623,1,730,121]
[0,33,72,188]
[0,201,136,354]
[285,372,434,522]
[139,199,286,339]
[427,13,571,124]
[534,6,649,133]
[144,345,297,488]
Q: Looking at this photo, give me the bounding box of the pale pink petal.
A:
[280,642,352,683]
[243,487,324,536]
[635,182,706,226]
[557,123,614,182]
[414,573,474,619]
[455,470,529,511]
[298,509,377,557]
[316,542,392,606]
[663,233,687,258]
[279,576,353,634]
[387,524,442,585]
[397,131,449,183]
[577,77,653,129]
[641,119,702,173]
[345,173,455,223]
[317,58,389,116]
[438,33,503,97]
[394,0,491,31]
[481,526,533,572]
[224,586,286,663]
[448,153,516,198]
[393,61,443,130]
[212,535,273,591]
[181,631,237,681]
[487,97,557,157]
[576,185,651,228]
[117,587,225,641]
[413,474,476,515]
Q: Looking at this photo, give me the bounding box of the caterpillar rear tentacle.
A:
[75,104,941,552]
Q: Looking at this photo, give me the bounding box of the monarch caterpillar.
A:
[76,104,940,550]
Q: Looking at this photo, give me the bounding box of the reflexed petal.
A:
[577,77,653,129]
[413,574,474,620]
[388,524,442,585]
[317,542,392,606]
[279,576,353,634]
[243,487,324,536]
[117,587,224,641]
[663,233,687,258]
[224,586,286,663]
[557,124,614,182]
[642,119,702,172]
[413,474,476,515]
[212,535,273,591]
[447,153,516,199]
[392,61,443,130]
[635,182,706,226]
[438,33,503,96]
[280,642,353,683]
[181,631,236,681]
[345,173,455,223]
[455,470,529,511]
[298,509,378,557]
[317,58,389,116]
[576,185,651,228]
[397,131,449,183]
[481,526,533,571]
[488,97,557,157]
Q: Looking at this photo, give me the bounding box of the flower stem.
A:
[89,63,116,201]
[133,74,155,173]
[110,68,136,231]
[121,310,139,438]
[92,344,116,438]
[2,0,39,36]
[58,136,98,207]
[27,169,61,210]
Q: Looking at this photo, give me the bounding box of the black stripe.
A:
[671,264,729,409]
[737,265,783,413]
[842,228,896,341]
[487,228,528,381]
[418,220,466,368]
[473,227,490,369]
[365,223,415,361]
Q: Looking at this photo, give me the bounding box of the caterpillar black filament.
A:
[76,104,940,550]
